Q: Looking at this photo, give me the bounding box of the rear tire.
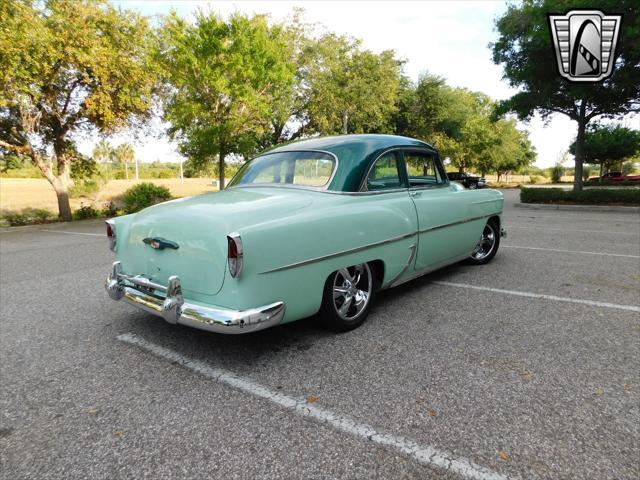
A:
[319,262,378,332]
[465,219,500,265]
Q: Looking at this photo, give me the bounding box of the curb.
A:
[514,203,640,213]
[0,218,107,234]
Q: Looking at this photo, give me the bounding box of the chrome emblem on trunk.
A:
[143,237,179,250]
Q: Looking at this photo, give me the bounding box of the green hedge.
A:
[520,188,640,205]
[122,182,172,213]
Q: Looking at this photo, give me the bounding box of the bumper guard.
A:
[105,261,284,334]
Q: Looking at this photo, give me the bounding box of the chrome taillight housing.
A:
[106,220,116,251]
[227,233,243,278]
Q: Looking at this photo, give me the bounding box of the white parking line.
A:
[117,332,509,480]
[40,229,104,237]
[502,245,640,259]
[508,225,638,235]
[433,281,640,313]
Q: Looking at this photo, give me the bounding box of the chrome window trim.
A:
[358,146,438,192]
[360,149,404,193]
[403,148,450,190]
[226,149,339,191]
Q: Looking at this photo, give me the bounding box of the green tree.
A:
[0,0,159,220]
[569,124,640,180]
[300,34,403,135]
[114,143,136,180]
[491,0,640,192]
[159,11,295,189]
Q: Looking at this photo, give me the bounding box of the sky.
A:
[91,0,639,169]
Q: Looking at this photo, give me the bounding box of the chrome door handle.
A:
[410,191,422,198]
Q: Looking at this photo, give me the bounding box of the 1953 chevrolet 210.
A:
[106,134,505,333]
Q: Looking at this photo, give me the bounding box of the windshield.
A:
[228,151,336,189]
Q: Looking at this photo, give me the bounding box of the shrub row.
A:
[1,183,172,227]
[520,188,640,205]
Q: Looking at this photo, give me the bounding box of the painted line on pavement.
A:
[432,281,640,313]
[513,214,640,223]
[117,332,510,480]
[502,245,640,259]
[40,229,104,237]
[508,225,638,235]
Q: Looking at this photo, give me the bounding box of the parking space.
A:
[1,189,638,479]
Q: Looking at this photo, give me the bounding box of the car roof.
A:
[264,134,436,192]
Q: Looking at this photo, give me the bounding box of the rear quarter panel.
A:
[220,190,418,323]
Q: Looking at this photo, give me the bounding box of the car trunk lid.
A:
[118,188,313,295]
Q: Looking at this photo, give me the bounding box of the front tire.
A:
[468,182,477,189]
[319,262,378,332]
[466,219,500,265]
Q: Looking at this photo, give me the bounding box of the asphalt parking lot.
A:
[1,189,639,480]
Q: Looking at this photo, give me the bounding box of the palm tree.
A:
[114,143,135,180]
[93,140,113,180]
[92,140,113,164]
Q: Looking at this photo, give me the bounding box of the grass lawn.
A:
[0,178,220,212]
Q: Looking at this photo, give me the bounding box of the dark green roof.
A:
[268,134,435,192]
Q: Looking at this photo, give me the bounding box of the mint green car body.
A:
[106,135,503,333]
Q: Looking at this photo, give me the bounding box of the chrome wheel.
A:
[332,263,373,321]
[471,223,496,260]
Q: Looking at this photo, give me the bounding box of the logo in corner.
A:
[548,10,621,82]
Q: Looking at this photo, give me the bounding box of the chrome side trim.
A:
[260,231,417,274]
[260,213,500,275]
[105,262,285,334]
[418,213,499,234]
[389,253,471,288]
[385,244,417,288]
[471,199,500,205]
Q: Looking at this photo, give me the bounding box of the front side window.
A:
[365,152,403,191]
[229,151,336,188]
[404,151,445,187]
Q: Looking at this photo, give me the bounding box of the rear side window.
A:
[365,152,403,191]
[405,151,445,187]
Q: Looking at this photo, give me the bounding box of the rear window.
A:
[229,151,336,188]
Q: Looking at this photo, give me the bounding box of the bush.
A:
[550,164,564,183]
[0,207,56,226]
[529,175,540,184]
[73,204,101,220]
[584,180,639,187]
[520,188,640,205]
[69,178,103,198]
[122,182,172,213]
[102,201,119,217]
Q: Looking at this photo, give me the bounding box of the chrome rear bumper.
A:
[105,261,284,334]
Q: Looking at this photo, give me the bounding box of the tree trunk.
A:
[599,162,603,183]
[125,161,129,180]
[573,101,587,192]
[342,111,348,134]
[53,140,74,221]
[135,157,139,181]
[218,149,226,190]
[53,178,73,221]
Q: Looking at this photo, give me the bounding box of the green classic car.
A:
[106,134,505,333]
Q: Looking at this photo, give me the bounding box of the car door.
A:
[402,149,479,270]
